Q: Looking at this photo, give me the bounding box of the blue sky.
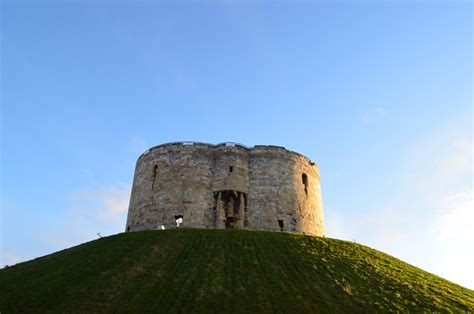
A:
[1,1,472,288]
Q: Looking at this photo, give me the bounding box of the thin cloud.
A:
[419,137,473,287]
[70,183,131,223]
[362,106,386,124]
[326,127,473,289]
[433,190,473,286]
[389,134,472,288]
[1,250,23,267]
[36,183,132,255]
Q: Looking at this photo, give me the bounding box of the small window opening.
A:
[127,225,131,232]
[229,166,233,173]
[278,220,284,232]
[302,173,308,195]
[175,215,183,228]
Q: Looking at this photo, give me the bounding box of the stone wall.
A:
[125,142,324,236]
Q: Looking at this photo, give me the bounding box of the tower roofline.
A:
[137,141,317,166]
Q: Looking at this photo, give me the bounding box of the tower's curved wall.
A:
[126,142,324,236]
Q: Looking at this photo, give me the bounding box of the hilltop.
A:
[1,229,472,312]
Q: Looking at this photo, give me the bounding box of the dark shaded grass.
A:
[1,229,473,313]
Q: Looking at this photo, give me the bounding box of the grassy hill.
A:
[1,229,473,313]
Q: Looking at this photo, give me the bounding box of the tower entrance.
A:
[225,217,235,229]
[213,190,247,229]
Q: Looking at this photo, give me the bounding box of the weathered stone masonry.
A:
[125,142,324,236]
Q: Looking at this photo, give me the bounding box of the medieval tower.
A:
[125,142,324,236]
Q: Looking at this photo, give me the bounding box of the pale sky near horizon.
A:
[1,1,473,289]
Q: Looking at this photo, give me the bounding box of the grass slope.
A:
[1,229,473,313]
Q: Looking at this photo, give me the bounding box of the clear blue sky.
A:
[1,1,472,288]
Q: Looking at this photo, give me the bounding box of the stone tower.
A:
[125,142,324,236]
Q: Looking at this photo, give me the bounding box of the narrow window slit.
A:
[278,220,284,232]
[152,165,158,190]
[302,173,308,195]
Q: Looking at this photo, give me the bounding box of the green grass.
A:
[1,229,473,313]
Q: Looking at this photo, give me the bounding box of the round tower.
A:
[125,142,324,236]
